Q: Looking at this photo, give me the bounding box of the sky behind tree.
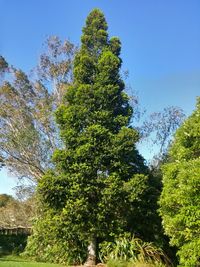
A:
[0,0,200,195]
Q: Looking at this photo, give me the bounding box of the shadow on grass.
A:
[0,255,29,262]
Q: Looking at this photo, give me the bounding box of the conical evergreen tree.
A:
[25,9,155,265]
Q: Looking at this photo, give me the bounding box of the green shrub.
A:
[99,234,171,266]
[23,215,87,265]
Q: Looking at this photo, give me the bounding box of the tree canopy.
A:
[159,97,200,266]
[0,37,75,183]
[0,193,34,228]
[25,9,159,265]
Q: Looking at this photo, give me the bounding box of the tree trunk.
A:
[84,236,96,266]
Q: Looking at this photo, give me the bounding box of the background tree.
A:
[36,36,75,103]
[0,37,75,184]
[159,97,200,266]
[0,193,34,228]
[141,106,185,163]
[25,9,162,265]
[0,55,9,81]
[0,193,14,208]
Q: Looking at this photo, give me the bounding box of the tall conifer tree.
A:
[26,9,154,265]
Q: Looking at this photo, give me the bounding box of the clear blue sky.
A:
[0,0,200,195]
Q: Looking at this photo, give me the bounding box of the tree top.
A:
[81,9,108,52]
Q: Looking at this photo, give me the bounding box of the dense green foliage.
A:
[159,97,200,266]
[25,9,160,265]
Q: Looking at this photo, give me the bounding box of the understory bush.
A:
[24,234,87,265]
[23,212,87,265]
[99,234,172,266]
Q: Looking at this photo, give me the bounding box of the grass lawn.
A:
[0,255,67,267]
